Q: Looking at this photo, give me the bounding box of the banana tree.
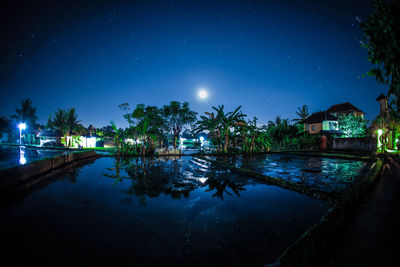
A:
[110,121,124,155]
[213,105,246,153]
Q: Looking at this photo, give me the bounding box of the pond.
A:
[208,154,371,194]
[0,156,328,266]
[0,144,69,170]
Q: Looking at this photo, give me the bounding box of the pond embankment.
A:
[0,150,101,189]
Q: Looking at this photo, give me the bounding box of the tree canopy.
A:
[162,101,197,149]
[11,98,38,130]
[359,0,400,109]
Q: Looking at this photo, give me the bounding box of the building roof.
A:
[326,102,363,114]
[376,94,388,101]
[87,124,96,130]
[37,129,63,138]
[302,111,337,124]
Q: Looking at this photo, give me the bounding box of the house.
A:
[302,102,364,135]
[79,125,103,148]
[326,102,364,118]
[87,124,96,136]
[302,111,339,134]
[37,129,64,146]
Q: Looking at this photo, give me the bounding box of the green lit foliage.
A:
[109,121,129,156]
[234,117,272,153]
[338,114,368,137]
[359,0,400,109]
[265,116,318,150]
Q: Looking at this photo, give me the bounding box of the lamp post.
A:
[18,123,26,145]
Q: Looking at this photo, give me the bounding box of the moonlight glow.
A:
[198,89,208,99]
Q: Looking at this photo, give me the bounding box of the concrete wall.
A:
[328,137,376,152]
[0,150,99,189]
[155,148,182,155]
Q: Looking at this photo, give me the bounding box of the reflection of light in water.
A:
[199,178,208,184]
[19,147,26,165]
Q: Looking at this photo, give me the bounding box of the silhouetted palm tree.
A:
[47,109,67,133]
[65,108,80,136]
[11,98,38,128]
[293,105,310,123]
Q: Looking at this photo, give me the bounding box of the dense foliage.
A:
[47,107,85,147]
[360,0,400,109]
[195,107,319,153]
[113,101,197,155]
[337,115,368,137]
[360,0,400,151]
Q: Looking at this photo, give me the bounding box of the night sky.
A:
[0,0,386,128]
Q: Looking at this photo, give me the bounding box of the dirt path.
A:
[327,156,400,266]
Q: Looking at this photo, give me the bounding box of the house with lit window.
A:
[302,111,339,134]
[302,102,364,135]
[78,125,103,148]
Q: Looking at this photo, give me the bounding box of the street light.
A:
[18,122,26,145]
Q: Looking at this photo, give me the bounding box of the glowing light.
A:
[19,147,26,165]
[377,129,383,152]
[199,178,208,184]
[198,89,208,99]
[18,123,26,130]
[79,136,97,148]
[18,122,27,145]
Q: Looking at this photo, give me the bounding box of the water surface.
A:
[209,154,371,193]
[0,156,328,266]
[0,145,69,169]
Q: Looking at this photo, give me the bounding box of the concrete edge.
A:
[270,157,385,267]
[0,150,101,189]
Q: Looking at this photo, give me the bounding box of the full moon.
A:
[198,89,208,99]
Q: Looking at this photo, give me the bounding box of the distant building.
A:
[302,102,364,135]
[302,111,339,134]
[37,129,64,146]
[79,125,102,148]
[87,124,96,137]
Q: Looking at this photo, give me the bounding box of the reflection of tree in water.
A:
[103,156,253,205]
[103,156,134,184]
[202,170,247,200]
[64,159,98,183]
[123,157,200,205]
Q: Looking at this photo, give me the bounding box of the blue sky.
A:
[0,0,386,128]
